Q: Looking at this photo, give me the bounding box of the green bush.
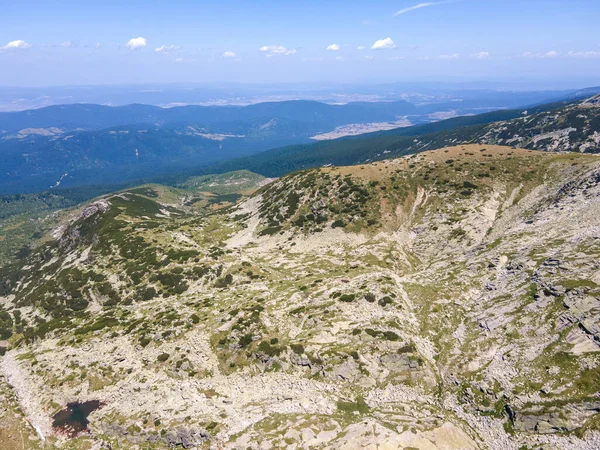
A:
[378,296,393,307]
[238,334,253,347]
[257,340,282,356]
[382,331,399,341]
[0,311,13,340]
[290,344,305,355]
[215,274,233,288]
[339,294,356,303]
[157,353,170,362]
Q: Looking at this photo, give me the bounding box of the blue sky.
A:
[1,0,599,87]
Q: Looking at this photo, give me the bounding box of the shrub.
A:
[339,294,356,303]
[140,336,151,347]
[378,296,393,307]
[290,344,305,355]
[0,311,13,340]
[157,353,170,362]
[238,334,253,347]
[215,274,233,288]
[365,329,378,337]
[257,341,282,356]
[382,331,399,341]
[138,287,157,301]
[190,314,200,324]
[259,226,282,236]
[398,343,416,353]
[364,293,376,303]
[331,220,346,228]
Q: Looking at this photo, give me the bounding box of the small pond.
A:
[52,400,103,437]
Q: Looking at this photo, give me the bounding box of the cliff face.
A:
[0,144,599,449]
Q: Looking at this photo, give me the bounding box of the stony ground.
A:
[0,145,599,449]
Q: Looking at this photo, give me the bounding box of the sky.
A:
[1,0,599,87]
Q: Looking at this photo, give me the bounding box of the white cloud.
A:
[371,38,396,50]
[388,56,405,61]
[365,55,374,60]
[259,45,297,56]
[326,44,340,51]
[335,56,344,61]
[0,40,32,51]
[95,42,102,49]
[223,51,236,58]
[439,53,460,60]
[155,44,180,54]
[473,51,489,59]
[568,50,600,58]
[126,37,147,50]
[393,1,458,16]
[522,50,559,59]
[357,45,367,50]
[61,40,74,48]
[175,57,184,63]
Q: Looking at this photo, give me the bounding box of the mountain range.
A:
[0,90,599,449]
[1,88,598,195]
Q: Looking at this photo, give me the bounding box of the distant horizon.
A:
[1,1,599,86]
[1,77,599,92]
[0,74,600,91]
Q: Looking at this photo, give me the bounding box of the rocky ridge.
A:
[0,144,599,449]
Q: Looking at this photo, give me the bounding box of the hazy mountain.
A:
[0,100,418,134]
[198,96,600,178]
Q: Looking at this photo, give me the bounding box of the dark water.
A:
[52,400,103,437]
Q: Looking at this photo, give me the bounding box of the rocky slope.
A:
[0,144,599,449]
[415,96,600,154]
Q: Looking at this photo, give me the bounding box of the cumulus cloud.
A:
[388,56,405,60]
[365,55,374,60]
[335,56,344,61]
[259,45,297,56]
[223,51,236,58]
[126,37,147,50]
[61,40,74,48]
[393,1,458,16]
[473,51,489,59]
[357,45,367,50]
[544,50,559,58]
[155,44,180,54]
[326,44,340,51]
[371,38,396,50]
[0,40,32,51]
[95,42,102,49]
